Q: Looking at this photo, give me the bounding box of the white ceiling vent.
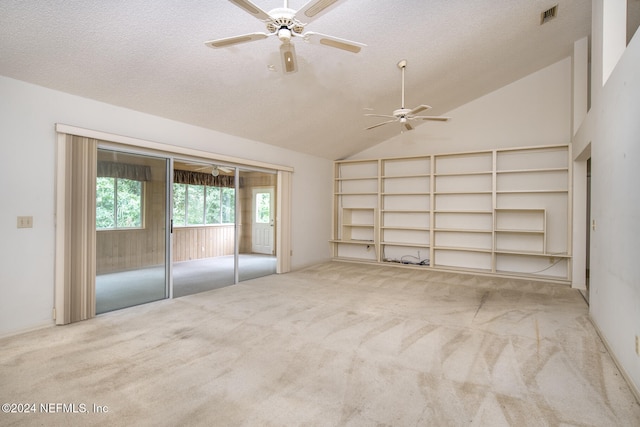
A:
[540,5,558,25]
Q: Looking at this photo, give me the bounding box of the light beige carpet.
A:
[1,261,639,426]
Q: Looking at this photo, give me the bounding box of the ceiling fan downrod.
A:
[398,59,407,109]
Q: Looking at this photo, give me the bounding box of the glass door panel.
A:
[95,149,169,314]
[238,169,277,281]
[171,161,237,297]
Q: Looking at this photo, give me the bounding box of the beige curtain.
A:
[276,170,292,274]
[55,135,97,324]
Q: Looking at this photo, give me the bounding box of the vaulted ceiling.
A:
[0,1,591,159]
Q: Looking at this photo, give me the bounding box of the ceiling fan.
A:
[179,162,235,176]
[205,0,365,73]
[365,60,451,131]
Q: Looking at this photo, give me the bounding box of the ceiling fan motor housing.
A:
[394,108,411,120]
[267,9,305,36]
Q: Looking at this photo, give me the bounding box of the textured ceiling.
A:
[0,0,591,159]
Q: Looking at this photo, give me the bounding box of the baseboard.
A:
[589,316,640,405]
[0,321,55,340]
[331,258,571,285]
[291,258,333,272]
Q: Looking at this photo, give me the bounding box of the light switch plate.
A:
[17,216,33,228]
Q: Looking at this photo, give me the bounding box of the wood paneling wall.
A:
[97,225,235,272]
[172,225,235,262]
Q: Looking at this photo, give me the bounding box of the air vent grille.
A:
[540,5,558,25]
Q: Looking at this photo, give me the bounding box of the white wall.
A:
[573,0,640,399]
[349,57,572,160]
[0,76,333,337]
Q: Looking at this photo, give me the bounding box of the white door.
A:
[252,188,274,254]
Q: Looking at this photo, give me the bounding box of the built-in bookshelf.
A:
[331,159,379,261]
[494,146,570,279]
[331,145,571,281]
[380,156,431,265]
[432,151,494,272]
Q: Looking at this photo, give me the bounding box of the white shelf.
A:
[497,190,568,194]
[382,209,430,213]
[382,174,431,179]
[335,192,378,195]
[497,167,568,174]
[434,210,493,214]
[495,229,544,234]
[330,239,375,245]
[382,241,430,248]
[494,249,570,257]
[434,228,492,233]
[434,246,492,253]
[434,171,493,176]
[335,176,378,181]
[382,192,430,196]
[434,191,493,195]
[382,226,429,231]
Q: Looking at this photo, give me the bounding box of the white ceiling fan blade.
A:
[205,32,269,48]
[408,104,432,115]
[296,0,344,23]
[366,120,396,130]
[404,122,414,131]
[303,31,365,53]
[364,113,396,119]
[280,43,298,73]
[228,0,271,21]
[413,116,451,121]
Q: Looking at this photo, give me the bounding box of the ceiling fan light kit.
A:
[365,59,451,132]
[206,0,365,74]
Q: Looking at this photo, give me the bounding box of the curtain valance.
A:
[173,170,235,188]
[97,161,152,181]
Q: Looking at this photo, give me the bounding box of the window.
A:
[173,183,235,226]
[96,177,143,229]
[255,192,271,224]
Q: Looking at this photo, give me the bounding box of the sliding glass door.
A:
[95,149,170,314]
[170,163,277,296]
[238,169,277,281]
[94,153,280,311]
[55,126,292,324]
[171,161,237,297]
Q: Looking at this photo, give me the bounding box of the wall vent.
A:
[540,5,558,25]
